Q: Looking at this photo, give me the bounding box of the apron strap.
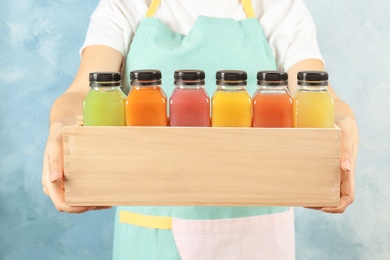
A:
[241,0,255,18]
[145,0,255,19]
[145,0,161,18]
[119,211,173,230]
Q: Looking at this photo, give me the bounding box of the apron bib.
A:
[122,1,277,96]
[114,0,295,259]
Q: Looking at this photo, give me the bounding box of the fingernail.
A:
[50,170,62,182]
[342,159,352,171]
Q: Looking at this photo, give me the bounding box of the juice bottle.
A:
[253,71,292,127]
[293,71,334,128]
[83,72,126,126]
[169,70,210,126]
[126,70,167,126]
[211,70,252,127]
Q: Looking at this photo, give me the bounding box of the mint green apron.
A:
[114,1,294,259]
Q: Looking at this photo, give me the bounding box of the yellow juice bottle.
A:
[293,71,334,128]
[212,70,252,127]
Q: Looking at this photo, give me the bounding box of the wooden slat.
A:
[63,126,340,207]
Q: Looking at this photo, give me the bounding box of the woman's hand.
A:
[308,116,359,213]
[322,116,358,213]
[42,122,111,213]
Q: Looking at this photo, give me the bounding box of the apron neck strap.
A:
[241,0,255,18]
[145,0,255,19]
[145,0,161,18]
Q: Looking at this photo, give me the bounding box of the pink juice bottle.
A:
[169,70,210,126]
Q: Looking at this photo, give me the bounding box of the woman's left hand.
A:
[310,116,359,213]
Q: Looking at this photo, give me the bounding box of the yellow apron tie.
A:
[241,0,256,18]
[119,211,173,230]
[146,0,255,19]
[145,0,160,18]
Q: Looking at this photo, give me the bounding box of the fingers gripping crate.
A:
[63,124,340,207]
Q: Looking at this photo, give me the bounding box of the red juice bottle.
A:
[169,70,210,126]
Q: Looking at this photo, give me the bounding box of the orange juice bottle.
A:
[211,70,252,127]
[126,70,167,126]
[293,71,334,128]
[253,71,292,127]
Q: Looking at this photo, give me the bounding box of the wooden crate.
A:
[63,125,340,207]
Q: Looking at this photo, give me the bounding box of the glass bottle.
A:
[253,70,292,127]
[126,70,167,126]
[293,71,334,128]
[83,72,126,126]
[211,70,252,127]
[169,70,210,126]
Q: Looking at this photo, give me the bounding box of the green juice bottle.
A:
[83,72,127,126]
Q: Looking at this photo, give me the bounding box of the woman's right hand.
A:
[42,122,110,213]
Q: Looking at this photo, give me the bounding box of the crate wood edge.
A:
[64,126,341,207]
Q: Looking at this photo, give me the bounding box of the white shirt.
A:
[81,0,323,71]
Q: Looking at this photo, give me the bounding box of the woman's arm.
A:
[288,59,359,213]
[42,45,123,213]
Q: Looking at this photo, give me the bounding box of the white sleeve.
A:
[255,0,324,71]
[80,0,147,57]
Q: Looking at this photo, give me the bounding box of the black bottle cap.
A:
[216,70,247,81]
[174,70,205,81]
[257,70,288,81]
[130,70,162,81]
[297,71,328,81]
[89,72,121,82]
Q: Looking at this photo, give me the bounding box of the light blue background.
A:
[0,0,389,259]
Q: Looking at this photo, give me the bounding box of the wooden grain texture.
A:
[63,126,341,207]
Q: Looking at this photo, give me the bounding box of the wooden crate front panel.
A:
[63,126,340,207]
